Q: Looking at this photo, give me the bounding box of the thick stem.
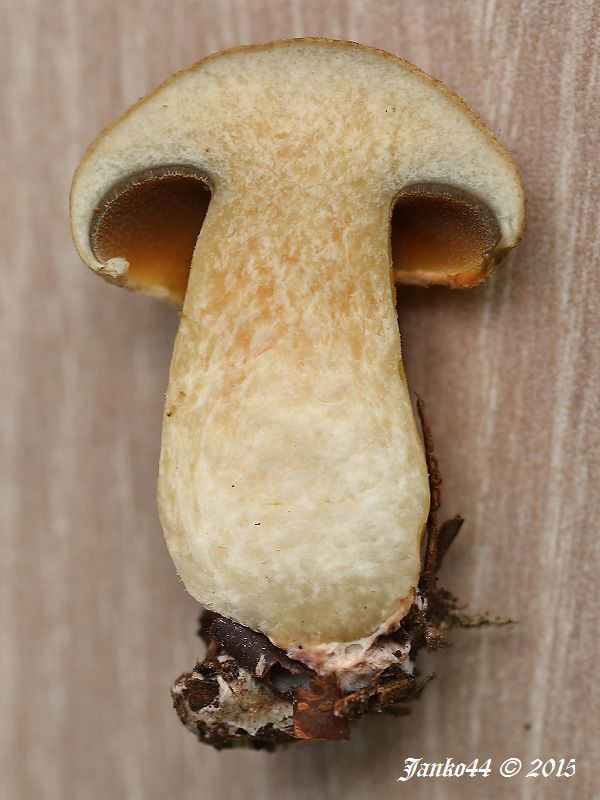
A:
[158,181,430,657]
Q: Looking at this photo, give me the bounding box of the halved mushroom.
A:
[70,38,524,738]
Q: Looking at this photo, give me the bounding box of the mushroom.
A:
[70,39,524,737]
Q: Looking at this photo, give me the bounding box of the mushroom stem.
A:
[158,181,429,658]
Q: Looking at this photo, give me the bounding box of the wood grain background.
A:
[1,1,599,798]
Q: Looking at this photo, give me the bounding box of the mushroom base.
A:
[170,402,511,750]
[171,529,470,751]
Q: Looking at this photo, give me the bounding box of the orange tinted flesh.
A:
[91,174,210,302]
[391,187,500,287]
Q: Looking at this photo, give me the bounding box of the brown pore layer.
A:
[392,183,501,287]
[90,165,210,300]
[171,400,510,750]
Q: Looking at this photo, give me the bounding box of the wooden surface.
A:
[1,1,599,798]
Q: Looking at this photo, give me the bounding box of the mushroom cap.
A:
[70,37,524,304]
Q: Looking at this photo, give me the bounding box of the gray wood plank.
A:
[1,1,598,797]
